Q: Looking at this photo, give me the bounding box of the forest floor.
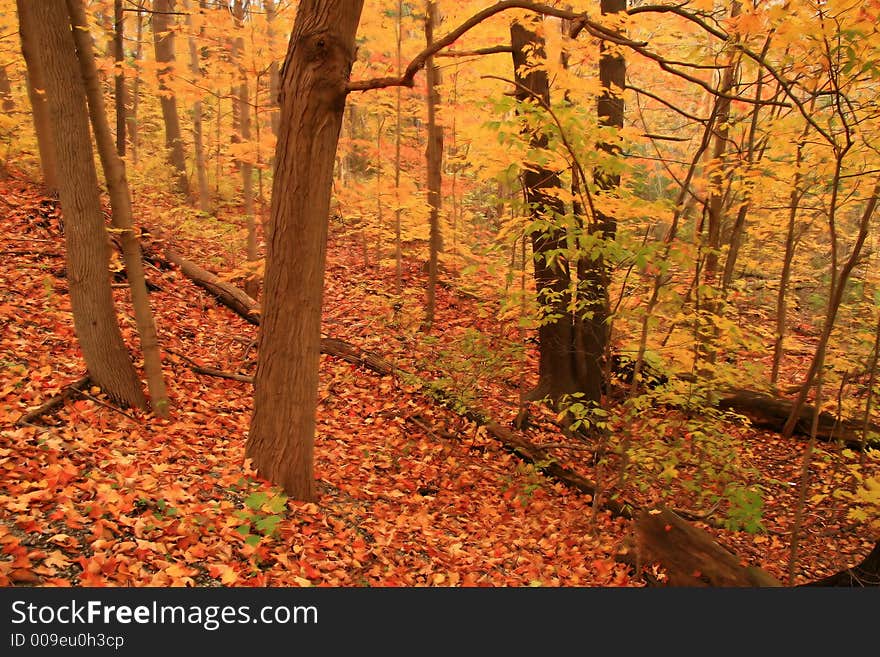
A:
[1,168,877,587]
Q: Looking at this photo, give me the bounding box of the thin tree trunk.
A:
[233,1,258,298]
[67,0,169,417]
[16,0,58,190]
[264,0,280,140]
[248,0,365,501]
[580,0,626,403]
[185,0,211,212]
[771,137,806,388]
[423,0,443,330]
[0,66,14,113]
[32,0,146,410]
[113,0,126,157]
[394,0,404,295]
[129,1,144,165]
[152,0,190,195]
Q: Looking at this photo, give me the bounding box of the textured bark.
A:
[423,0,443,329]
[581,0,626,402]
[16,0,58,190]
[152,0,190,195]
[67,0,169,417]
[113,0,126,156]
[248,0,365,501]
[31,0,146,410]
[393,0,404,295]
[510,21,579,403]
[185,0,211,212]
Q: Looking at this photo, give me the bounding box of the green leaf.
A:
[244,492,268,511]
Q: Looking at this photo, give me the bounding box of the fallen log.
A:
[804,540,880,587]
[16,376,90,426]
[718,388,879,448]
[635,507,782,587]
[162,248,262,325]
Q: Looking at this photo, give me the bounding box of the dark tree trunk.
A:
[113,0,126,157]
[510,20,581,404]
[248,0,365,501]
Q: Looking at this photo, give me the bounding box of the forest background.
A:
[0,0,879,587]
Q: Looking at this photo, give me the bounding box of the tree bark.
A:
[232,1,258,298]
[248,0,365,501]
[113,0,126,157]
[16,0,58,190]
[510,20,580,403]
[152,0,190,195]
[184,0,212,212]
[423,0,443,329]
[67,0,169,417]
[31,0,147,410]
[129,1,145,165]
[580,0,626,403]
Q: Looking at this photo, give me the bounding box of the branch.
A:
[348,0,645,93]
[436,45,513,57]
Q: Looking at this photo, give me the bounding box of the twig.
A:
[16,376,90,426]
[191,365,254,383]
[72,388,139,422]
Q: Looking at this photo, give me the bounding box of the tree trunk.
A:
[152,0,190,195]
[16,0,58,190]
[510,20,581,403]
[393,0,405,295]
[771,136,807,387]
[248,0,365,501]
[31,0,147,410]
[264,0,280,140]
[129,1,144,165]
[185,0,212,212]
[423,0,443,329]
[581,0,626,403]
[67,0,169,417]
[232,1,258,298]
[113,0,126,157]
[0,65,14,113]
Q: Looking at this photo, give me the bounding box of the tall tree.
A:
[248,0,365,500]
[580,0,626,401]
[30,0,147,410]
[15,0,58,190]
[232,0,258,298]
[152,0,191,195]
[184,0,211,212]
[113,0,126,156]
[67,0,170,417]
[423,0,443,329]
[510,18,577,403]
